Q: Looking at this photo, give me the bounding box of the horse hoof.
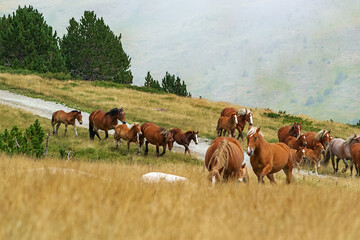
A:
[341,168,347,173]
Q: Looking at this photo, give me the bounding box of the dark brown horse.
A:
[114,123,142,154]
[285,134,307,150]
[277,122,301,143]
[205,137,248,185]
[139,122,173,157]
[51,110,83,137]
[169,128,199,157]
[89,108,126,140]
[247,126,293,184]
[216,113,238,137]
[220,108,253,140]
[351,143,360,177]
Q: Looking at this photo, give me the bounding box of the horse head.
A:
[246,109,253,126]
[236,163,249,183]
[291,122,301,138]
[117,107,126,124]
[246,126,262,156]
[322,130,331,146]
[76,111,83,125]
[298,134,307,147]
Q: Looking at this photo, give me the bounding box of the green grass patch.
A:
[92,81,167,95]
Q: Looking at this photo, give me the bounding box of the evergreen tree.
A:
[61,11,133,83]
[144,71,162,90]
[161,72,191,97]
[0,6,66,73]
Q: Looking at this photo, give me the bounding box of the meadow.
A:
[0,73,360,239]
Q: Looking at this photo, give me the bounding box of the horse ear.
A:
[241,163,246,169]
[256,126,261,133]
[196,131,199,134]
[328,130,331,134]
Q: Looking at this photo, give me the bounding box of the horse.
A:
[89,107,126,140]
[304,144,325,176]
[139,122,173,157]
[216,113,238,137]
[220,108,253,140]
[351,143,360,177]
[277,122,302,143]
[247,126,293,184]
[324,134,360,174]
[114,123,142,154]
[304,129,331,149]
[51,110,83,137]
[169,128,199,157]
[290,147,306,173]
[285,134,307,150]
[205,137,248,185]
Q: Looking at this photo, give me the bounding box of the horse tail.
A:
[324,144,331,165]
[207,139,230,182]
[89,121,95,140]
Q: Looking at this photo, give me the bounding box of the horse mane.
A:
[247,126,263,137]
[159,127,170,136]
[207,139,231,180]
[237,108,247,116]
[185,130,194,135]
[105,108,120,116]
[345,134,359,145]
[315,130,329,141]
[289,122,297,132]
[71,110,81,114]
[129,122,139,130]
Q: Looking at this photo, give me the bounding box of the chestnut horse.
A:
[220,108,253,140]
[324,134,360,174]
[290,147,306,173]
[205,137,248,185]
[51,110,83,137]
[285,134,307,150]
[114,123,142,154]
[169,128,199,157]
[216,113,238,137]
[277,122,302,143]
[139,122,173,157]
[304,144,325,176]
[351,143,360,177]
[305,130,331,149]
[247,127,293,184]
[89,108,126,140]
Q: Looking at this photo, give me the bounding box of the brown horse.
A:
[277,122,302,143]
[114,123,142,154]
[324,134,360,174]
[216,113,238,137]
[305,129,331,149]
[247,126,293,184]
[285,134,307,150]
[304,144,325,176]
[351,143,360,177]
[89,108,126,140]
[51,110,83,137]
[205,137,248,185]
[290,147,306,173]
[220,108,253,140]
[169,128,199,157]
[139,122,173,157]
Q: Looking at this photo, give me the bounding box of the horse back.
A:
[114,124,129,139]
[220,107,236,117]
[141,123,165,145]
[278,126,290,142]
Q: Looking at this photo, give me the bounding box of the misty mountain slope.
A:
[1,0,359,123]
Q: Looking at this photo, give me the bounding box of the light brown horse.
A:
[169,128,199,157]
[290,147,306,173]
[277,122,302,143]
[114,123,142,154]
[324,134,360,174]
[305,129,331,149]
[51,110,83,137]
[216,113,238,137]
[220,108,253,140]
[351,143,360,177]
[247,126,293,184]
[285,134,307,150]
[89,108,126,140]
[139,122,173,157]
[205,137,248,185]
[304,144,325,176]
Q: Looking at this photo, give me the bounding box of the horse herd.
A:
[50,107,360,185]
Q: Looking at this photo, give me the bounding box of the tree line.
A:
[0,6,190,97]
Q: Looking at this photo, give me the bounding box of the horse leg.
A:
[266,174,276,184]
[156,145,160,157]
[341,158,349,173]
[334,156,340,173]
[64,124,68,136]
[258,165,272,184]
[349,161,353,176]
[127,141,131,153]
[73,124,78,137]
[314,160,319,176]
[160,144,166,156]
[237,131,244,141]
[52,121,56,135]
[104,130,109,140]
[55,122,61,136]
[95,130,101,140]
[115,138,119,149]
[144,141,149,155]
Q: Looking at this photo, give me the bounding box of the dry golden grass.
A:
[1,154,360,240]
[1,72,358,141]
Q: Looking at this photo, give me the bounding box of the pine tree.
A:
[161,72,191,97]
[144,71,153,87]
[61,11,133,83]
[0,6,66,73]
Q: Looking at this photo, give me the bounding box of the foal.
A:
[51,110,83,137]
[304,143,325,176]
[217,113,238,137]
[170,128,199,157]
[114,123,142,154]
[290,147,306,173]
